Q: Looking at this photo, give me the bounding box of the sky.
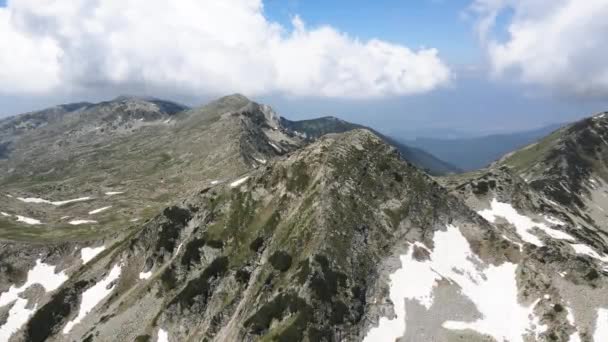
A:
[1,0,607,137]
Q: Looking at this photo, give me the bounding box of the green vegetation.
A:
[500,128,564,173]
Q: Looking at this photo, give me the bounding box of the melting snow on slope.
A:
[544,215,565,226]
[105,191,124,196]
[17,196,92,206]
[0,260,68,341]
[566,306,582,342]
[230,176,249,188]
[478,199,575,246]
[1,212,10,217]
[0,260,68,306]
[0,298,35,341]
[595,309,608,342]
[570,244,608,263]
[88,206,112,215]
[254,157,267,164]
[81,246,106,264]
[16,215,42,225]
[364,225,543,342]
[69,220,98,225]
[63,263,122,334]
[157,328,169,342]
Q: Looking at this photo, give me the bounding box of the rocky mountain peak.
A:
[2,96,608,342]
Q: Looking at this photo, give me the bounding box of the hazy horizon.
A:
[1,0,607,137]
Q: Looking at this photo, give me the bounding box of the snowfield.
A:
[81,246,106,264]
[17,196,92,206]
[478,198,575,246]
[364,225,544,342]
[0,260,68,341]
[63,263,122,334]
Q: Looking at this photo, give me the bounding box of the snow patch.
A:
[595,309,608,342]
[0,259,68,307]
[0,260,68,340]
[268,142,282,152]
[81,246,106,264]
[253,157,267,164]
[566,305,581,341]
[211,180,220,185]
[16,215,42,225]
[570,244,608,263]
[157,328,169,342]
[88,206,112,215]
[0,298,36,341]
[139,271,153,280]
[63,263,122,334]
[69,219,98,225]
[105,191,124,196]
[0,212,9,217]
[478,199,575,246]
[364,225,543,342]
[544,216,565,226]
[17,196,92,206]
[230,176,249,188]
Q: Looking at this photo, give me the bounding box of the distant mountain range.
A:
[403,123,565,171]
[281,116,461,175]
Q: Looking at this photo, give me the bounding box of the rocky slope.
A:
[0,95,302,242]
[1,98,607,342]
[440,112,608,342]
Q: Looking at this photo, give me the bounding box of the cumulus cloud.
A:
[471,0,608,98]
[0,0,451,98]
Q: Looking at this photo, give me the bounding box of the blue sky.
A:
[0,0,607,138]
[264,0,477,65]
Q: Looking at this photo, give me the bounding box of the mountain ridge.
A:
[0,96,607,342]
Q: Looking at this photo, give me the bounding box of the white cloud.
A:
[0,0,450,99]
[471,0,608,97]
